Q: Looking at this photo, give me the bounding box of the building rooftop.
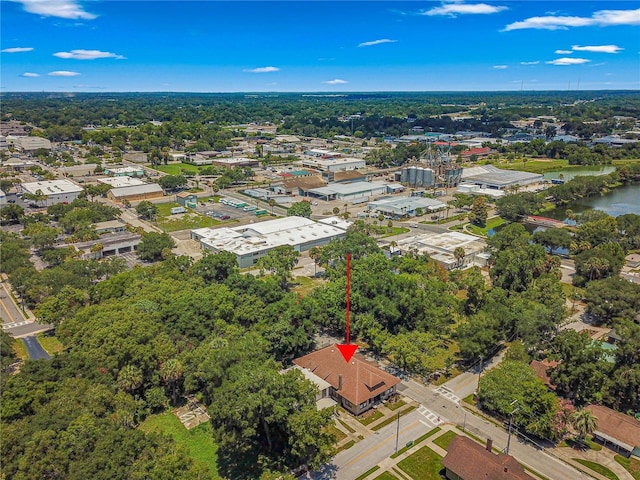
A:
[22,179,83,196]
[293,345,400,407]
[586,404,640,452]
[308,180,388,197]
[462,165,542,187]
[442,436,535,480]
[97,177,145,188]
[369,196,446,214]
[109,183,164,197]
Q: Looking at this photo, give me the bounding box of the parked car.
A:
[220,215,230,220]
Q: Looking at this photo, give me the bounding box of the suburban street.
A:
[1,279,53,338]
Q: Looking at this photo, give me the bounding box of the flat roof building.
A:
[396,231,487,269]
[98,176,146,188]
[211,157,260,169]
[13,136,51,151]
[301,157,365,172]
[306,181,388,202]
[22,179,83,206]
[191,216,348,268]
[461,165,542,190]
[104,166,144,177]
[368,196,446,218]
[107,183,164,203]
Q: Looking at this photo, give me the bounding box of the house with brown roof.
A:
[442,436,536,480]
[293,345,400,415]
[586,405,640,458]
[529,359,559,391]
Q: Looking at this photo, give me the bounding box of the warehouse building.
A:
[191,216,348,268]
[21,179,83,206]
[462,165,542,190]
[302,157,365,172]
[98,177,145,188]
[367,196,446,218]
[13,136,52,152]
[107,183,164,203]
[306,181,388,202]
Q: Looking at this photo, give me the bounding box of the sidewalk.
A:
[553,445,634,480]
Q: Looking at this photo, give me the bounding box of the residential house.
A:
[442,436,536,480]
[586,405,640,458]
[293,345,400,415]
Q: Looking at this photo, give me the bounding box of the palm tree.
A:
[454,247,466,268]
[268,198,276,215]
[571,408,598,447]
[160,358,184,404]
[332,207,340,216]
[309,246,321,276]
[117,365,143,393]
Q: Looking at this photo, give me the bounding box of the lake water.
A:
[542,165,616,181]
[545,183,640,220]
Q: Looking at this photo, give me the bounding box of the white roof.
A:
[98,177,145,188]
[22,179,83,196]
[213,157,258,165]
[105,166,142,174]
[305,157,365,166]
[196,216,347,256]
[308,181,388,196]
[397,231,486,257]
[369,196,446,213]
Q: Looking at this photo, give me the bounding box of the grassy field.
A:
[354,465,380,480]
[139,411,219,478]
[13,339,28,361]
[573,459,619,480]
[290,276,323,296]
[154,163,201,175]
[615,455,640,480]
[386,398,406,411]
[326,424,347,443]
[466,216,506,237]
[433,430,458,451]
[154,201,222,232]
[391,427,441,459]
[335,439,355,454]
[37,333,64,355]
[373,472,398,480]
[397,445,444,480]
[380,227,411,238]
[499,157,639,174]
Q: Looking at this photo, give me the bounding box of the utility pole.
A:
[506,400,519,455]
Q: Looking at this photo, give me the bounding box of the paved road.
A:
[399,380,584,480]
[3,321,54,338]
[0,285,24,325]
[22,335,51,360]
[306,408,438,480]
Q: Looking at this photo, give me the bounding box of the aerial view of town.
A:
[1,1,639,479]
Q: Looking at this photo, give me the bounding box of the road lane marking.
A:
[0,299,17,324]
[343,420,422,467]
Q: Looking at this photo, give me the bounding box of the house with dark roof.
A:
[586,405,640,458]
[442,436,536,480]
[293,345,400,415]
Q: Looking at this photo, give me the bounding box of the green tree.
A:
[23,223,61,250]
[160,358,184,404]
[117,364,144,393]
[532,228,572,253]
[268,198,276,215]
[136,232,176,262]
[453,247,466,268]
[257,245,300,289]
[287,200,312,218]
[0,204,24,223]
[468,196,488,227]
[571,408,598,447]
[158,175,188,191]
[135,201,158,220]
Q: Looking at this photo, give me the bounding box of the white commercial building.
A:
[301,157,366,172]
[13,136,52,151]
[98,176,146,188]
[21,179,83,205]
[368,196,446,218]
[306,181,388,202]
[396,231,488,270]
[461,165,542,190]
[191,216,349,268]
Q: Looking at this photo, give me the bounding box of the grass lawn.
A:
[13,339,28,361]
[291,276,323,296]
[354,465,380,480]
[373,472,398,480]
[326,424,347,443]
[380,227,411,238]
[386,398,406,411]
[37,333,64,355]
[337,418,356,434]
[615,455,640,480]
[466,216,506,237]
[433,430,458,451]
[462,394,475,406]
[573,459,619,480]
[559,437,602,451]
[358,409,385,426]
[158,214,220,232]
[397,445,444,480]
[139,411,219,478]
[335,439,355,454]
[372,406,417,432]
[154,163,201,175]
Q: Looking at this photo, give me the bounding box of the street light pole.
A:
[395,412,400,453]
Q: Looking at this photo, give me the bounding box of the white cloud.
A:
[572,44,623,54]
[546,58,591,66]
[11,0,97,20]
[504,8,640,31]
[243,66,279,73]
[323,79,348,84]
[520,61,540,65]
[358,39,397,47]
[555,50,572,54]
[493,65,508,69]
[424,2,507,16]
[48,70,80,76]
[21,72,39,77]
[2,47,34,53]
[54,49,126,60]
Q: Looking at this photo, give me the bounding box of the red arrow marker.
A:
[338,252,358,362]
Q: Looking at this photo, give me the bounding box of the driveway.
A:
[22,335,51,360]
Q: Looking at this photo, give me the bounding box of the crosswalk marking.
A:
[417,405,443,426]
[435,386,460,404]
[2,320,32,329]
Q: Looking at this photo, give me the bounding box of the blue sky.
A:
[1,1,639,92]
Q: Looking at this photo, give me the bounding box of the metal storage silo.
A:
[416,167,425,187]
[424,168,434,187]
[408,166,417,186]
[401,168,408,184]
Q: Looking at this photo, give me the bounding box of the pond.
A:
[545,183,640,221]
